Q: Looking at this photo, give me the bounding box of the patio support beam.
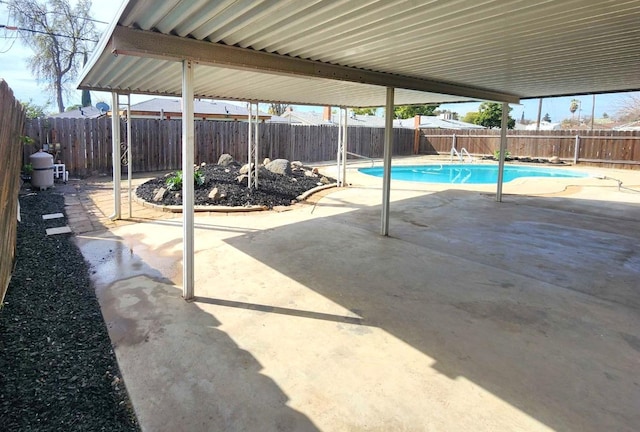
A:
[182,59,195,300]
[336,107,343,186]
[126,94,132,218]
[342,108,348,185]
[110,91,121,220]
[381,87,394,236]
[247,102,253,189]
[496,102,509,202]
[109,26,520,105]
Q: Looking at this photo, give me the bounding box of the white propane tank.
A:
[30,150,54,190]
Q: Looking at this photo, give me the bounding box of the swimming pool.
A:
[358,164,589,184]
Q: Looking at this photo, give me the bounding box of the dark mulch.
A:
[0,192,139,432]
[481,155,567,164]
[136,163,335,208]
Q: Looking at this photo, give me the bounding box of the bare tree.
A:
[268,103,289,116]
[615,92,640,122]
[7,0,97,112]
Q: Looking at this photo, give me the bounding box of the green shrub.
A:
[493,149,511,160]
[194,169,205,187]
[165,169,206,191]
[166,171,183,191]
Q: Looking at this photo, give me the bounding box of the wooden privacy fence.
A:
[420,128,640,169]
[0,80,27,303]
[24,118,415,176]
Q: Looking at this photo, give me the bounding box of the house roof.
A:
[79,1,640,108]
[51,106,107,119]
[417,116,485,130]
[280,110,414,128]
[130,98,270,119]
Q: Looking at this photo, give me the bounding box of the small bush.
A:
[165,170,206,191]
[493,149,511,160]
[194,169,205,187]
[166,171,183,191]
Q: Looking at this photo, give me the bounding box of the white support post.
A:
[336,107,343,186]
[342,108,348,185]
[381,87,394,236]
[496,102,509,202]
[182,60,195,301]
[574,135,580,164]
[110,92,121,220]
[450,134,457,162]
[247,102,253,189]
[126,94,132,218]
[254,103,259,188]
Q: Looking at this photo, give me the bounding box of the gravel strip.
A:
[0,191,139,432]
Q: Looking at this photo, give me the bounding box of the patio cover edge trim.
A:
[80,26,520,105]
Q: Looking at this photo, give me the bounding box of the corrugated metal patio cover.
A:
[79,0,640,106]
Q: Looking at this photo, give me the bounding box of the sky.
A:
[0,0,636,122]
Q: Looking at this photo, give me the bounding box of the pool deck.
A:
[67,157,640,432]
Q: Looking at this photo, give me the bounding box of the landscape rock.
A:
[217,153,235,166]
[208,187,220,201]
[291,160,303,169]
[549,156,561,164]
[304,170,317,177]
[239,163,254,175]
[320,176,331,185]
[236,174,248,185]
[263,157,271,165]
[153,187,167,202]
[265,159,292,176]
[312,167,319,174]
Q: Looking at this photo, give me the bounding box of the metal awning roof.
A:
[78,0,640,107]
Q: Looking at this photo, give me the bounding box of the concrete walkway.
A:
[68,162,640,431]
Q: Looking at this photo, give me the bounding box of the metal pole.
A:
[126,94,132,218]
[496,102,508,202]
[591,94,596,130]
[342,108,348,185]
[450,134,457,162]
[247,102,253,189]
[381,87,394,236]
[536,97,543,131]
[182,60,195,301]
[574,135,580,164]
[254,103,259,188]
[110,92,121,220]
[336,107,342,186]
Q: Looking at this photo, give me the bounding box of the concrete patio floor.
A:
[70,160,640,431]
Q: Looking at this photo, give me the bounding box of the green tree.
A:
[474,102,515,129]
[7,0,97,113]
[20,99,48,119]
[393,104,438,119]
[602,112,609,119]
[543,113,551,122]
[461,111,479,124]
[351,107,377,116]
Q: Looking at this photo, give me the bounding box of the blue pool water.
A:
[358,164,589,184]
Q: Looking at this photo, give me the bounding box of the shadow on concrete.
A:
[78,231,320,432]
[222,188,640,432]
[195,297,365,325]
